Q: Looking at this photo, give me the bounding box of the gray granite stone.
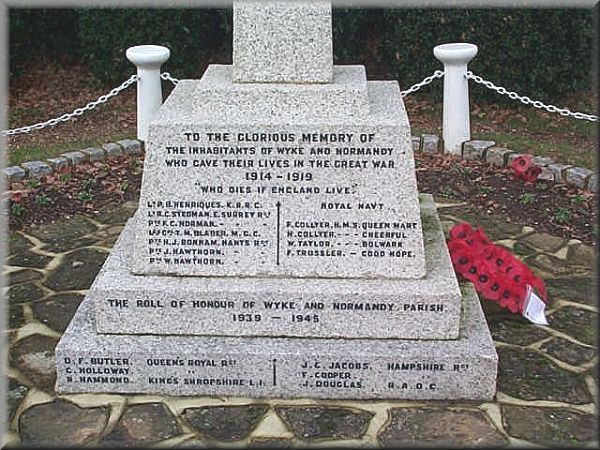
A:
[44,248,108,291]
[521,231,567,253]
[548,306,596,346]
[31,293,84,333]
[586,173,597,192]
[411,135,421,152]
[9,304,24,329]
[532,156,554,167]
[46,156,70,171]
[567,243,595,267]
[182,405,269,441]
[102,142,124,157]
[540,337,596,366]
[528,253,572,276]
[61,151,86,165]
[378,406,507,447]
[7,248,53,269]
[101,403,181,446]
[537,165,555,181]
[485,146,514,167]
[497,347,591,404]
[8,268,43,286]
[547,162,573,182]
[233,1,333,83]
[81,146,105,162]
[565,166,594,188]
[490,318,549,345]
[7,378,28,423]
[8,282,45,304]
[21,160,53,178]
[276,406,373,441]
[421,134,440,153]
[3,165,27,182]
[136,75,424,279]
[56,281,497,399]
[462,140,494,160]
[506,152,528,166]
[10,334,58,393]
[19,399,109,447]
[95,196,461,340]
[546,276,595,305]
[502,405,597,447]
[116,139,143,155]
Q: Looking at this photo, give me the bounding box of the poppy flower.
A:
[497,280,527,313]
[447,239,472,273]
[466,227,490,247]
[447,221,546,314]
[523,165,542,183]
[511,154,542,183]
[482,245,513,271]
[507,260,530,285]
[449,222,475,241]
[511,155,532,178]
[473,259,498,299]
[461,259,481,284]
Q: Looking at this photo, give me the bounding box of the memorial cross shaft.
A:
[233,0,334,83]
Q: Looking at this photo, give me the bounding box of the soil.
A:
[4,59,597,246]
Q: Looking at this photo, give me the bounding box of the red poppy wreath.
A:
[447,222,547,314]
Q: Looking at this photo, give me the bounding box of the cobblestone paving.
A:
[3,198,598,447]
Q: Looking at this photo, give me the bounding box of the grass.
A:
[409,90,597,169]
[476,132,595,169]
[8,134,133,167]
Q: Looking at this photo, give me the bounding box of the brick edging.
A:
[3,139,144,183]
[413,134,597,193]
[3,135,597,193]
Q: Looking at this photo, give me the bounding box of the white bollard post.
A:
[433,43,478,155]
[126,45,171,141]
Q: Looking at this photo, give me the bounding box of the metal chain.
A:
[466,71,598,122]
[400,70,445,97]
[3,74,140,136]
[161,72,180,85]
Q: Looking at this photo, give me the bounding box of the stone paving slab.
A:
[3,199,597,447]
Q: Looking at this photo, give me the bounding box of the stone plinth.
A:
[132,71,425,280]
[56,282,497,400]
[95,195,461,339]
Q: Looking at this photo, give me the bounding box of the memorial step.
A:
[56,282,497,400]
[187,64,371,120]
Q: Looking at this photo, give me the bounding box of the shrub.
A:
[380,8,594,102]
[78,9,230,83]
[9,9,81,76]
[9,7,594,104]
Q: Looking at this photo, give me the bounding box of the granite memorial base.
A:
[56,282,497,400]
[93,195,462,340]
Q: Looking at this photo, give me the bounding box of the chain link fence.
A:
[2,69,597,137]
[3,74,140,136]
[466,71,598,122]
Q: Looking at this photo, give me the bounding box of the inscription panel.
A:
[95,195,462,339]
[133,125,425,278]
[57,352,494,400]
